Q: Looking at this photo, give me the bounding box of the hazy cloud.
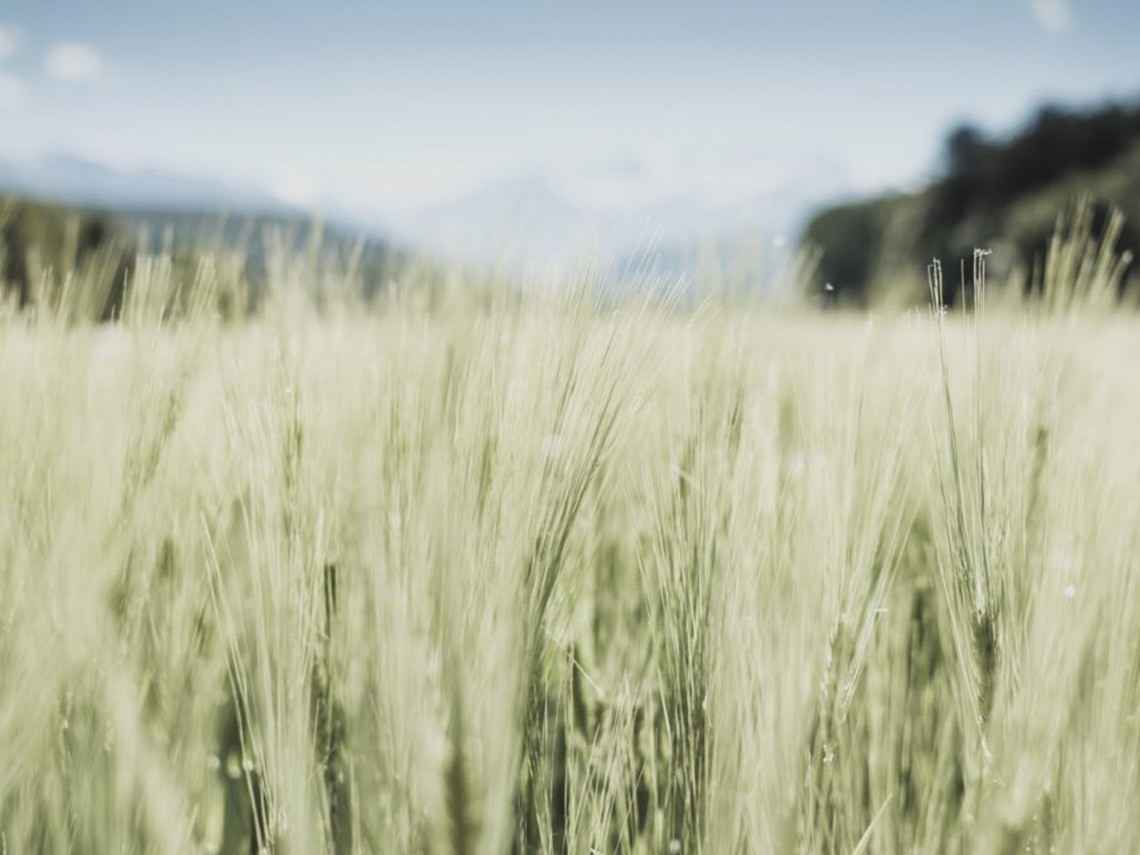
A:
[269,169,322,208]
[0,72,27,109]
[550,147,845,211]
[45,42,104,81]
[0,24,22,60]
[1029,0,1074,33]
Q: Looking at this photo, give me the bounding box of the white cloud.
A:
[0,71,27,109]
[45,42,105,82]
[0,25,22,60]
[1029,0,1074,33]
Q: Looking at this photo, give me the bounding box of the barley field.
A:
[1,241,1139,855]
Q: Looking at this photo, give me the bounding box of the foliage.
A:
[0,196,134,319]
[803,98,1140,306]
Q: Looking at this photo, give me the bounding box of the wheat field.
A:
[1,237,1139,855]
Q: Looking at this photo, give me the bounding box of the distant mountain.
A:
[0,178,419,325]
[0,154,292,214]
[0,153,416,301]
[393,172,589,270]
[0,147,851,294]
[390,150,851,281]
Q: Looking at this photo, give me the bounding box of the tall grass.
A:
[0,223,1138,855]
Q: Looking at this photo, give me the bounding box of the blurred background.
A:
[1,0,1138,307]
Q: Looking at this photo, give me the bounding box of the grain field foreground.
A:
[2,287,1139,855]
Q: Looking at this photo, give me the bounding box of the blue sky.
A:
[0,0,1137,221]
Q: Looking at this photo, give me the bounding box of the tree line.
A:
[803,98,1140,306]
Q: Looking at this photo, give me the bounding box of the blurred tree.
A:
[802,197,897,306]
[803,98,1140,306]
[945,124,991,179]
[1,197,134,318]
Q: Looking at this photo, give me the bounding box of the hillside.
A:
[802,99,1140,306]
[112,207,411,303]
[0,195,409,319]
